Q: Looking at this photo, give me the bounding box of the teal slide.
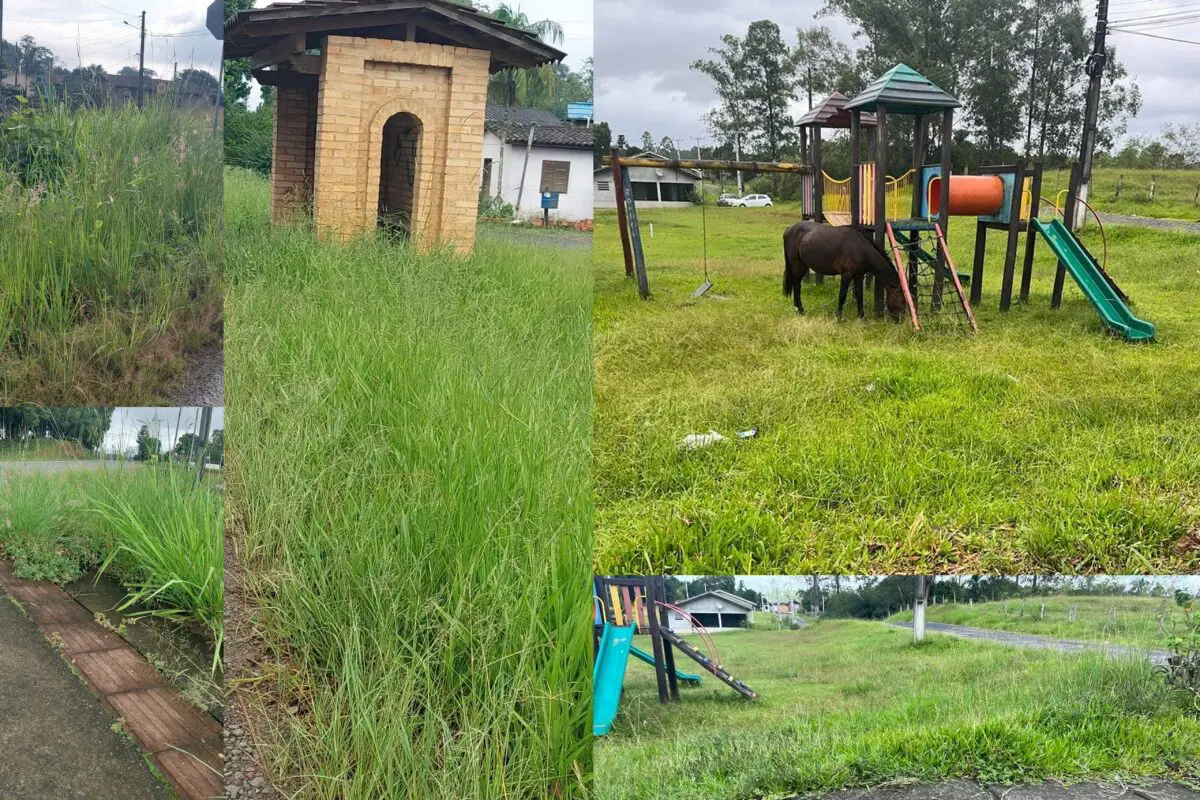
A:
[1032,218,1155,342]
[629,645,702,686]
[593,624,635,736]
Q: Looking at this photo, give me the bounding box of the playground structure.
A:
[593,576,757,736]
[609,63,1155,341]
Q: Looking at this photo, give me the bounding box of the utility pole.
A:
[734,130,743,195]
[0,0,5,86]
[913,576,929,643]
[1075,0,1109,227]
[193,406,213,488]
[137,10,146,108]
[1024,11,1041,159]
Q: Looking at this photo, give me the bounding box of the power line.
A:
[1109,25,1200,43]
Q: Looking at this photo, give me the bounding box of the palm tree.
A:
[487,4,564,108]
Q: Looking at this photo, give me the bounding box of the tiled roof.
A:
[796,91,877,128]
[485,104,566,129]
[845,63,960,115]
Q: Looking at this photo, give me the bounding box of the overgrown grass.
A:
[1080,167,1200,220]
[0,465,223,646]
[0,99,222,403]
[594,202,1200,573]
[889,594,1190,649]
[225,168,592,798]
[596,624,1200,799]
[0,439,91,461]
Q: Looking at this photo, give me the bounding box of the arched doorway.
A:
[378,112,422,236]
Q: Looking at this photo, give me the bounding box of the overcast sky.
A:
[684,575,1200,599]
[595,0,1200,149]
[103,407,224,455]
[3,0,221,79]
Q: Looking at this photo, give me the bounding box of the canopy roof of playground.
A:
[796,92,877,129]
[845,63,960,115]
[225,0,567,73]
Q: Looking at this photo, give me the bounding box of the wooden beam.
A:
[251,68,317,89]
[1019,160,1043,303]
[609,157,808,174]
[934,108,953,309]
[290,54,321,75]
[250,32,306,69]
[874,104,887,315]
[850,110,861,228]
[999,160,1026,311]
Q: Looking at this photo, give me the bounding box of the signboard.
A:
[539,160,570,194]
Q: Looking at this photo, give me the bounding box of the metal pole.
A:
[1076,0,1109,227]
[735,131,743,195]
[193,406,212,488]
[137,10,146,108]
[513,125,535,219]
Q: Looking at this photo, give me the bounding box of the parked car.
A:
[717,193,739,206]
[735,194,773,207]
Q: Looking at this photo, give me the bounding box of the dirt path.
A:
[0,585,171,799]
[888,621,1170,665]
[477,224,592,250]
[806,779,1198,798]
[171,341,224,407]
[1095,212,1200,233]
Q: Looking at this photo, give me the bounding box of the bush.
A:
[478,193,514,219]
[1159,590,1200,713]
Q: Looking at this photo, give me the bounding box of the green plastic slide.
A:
[593,624,634,736]
[629,644,702,686]
[1031,218,1155,342]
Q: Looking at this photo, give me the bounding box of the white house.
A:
[481,105,594,223]
[594,151,700,210]
[668,590,756,634]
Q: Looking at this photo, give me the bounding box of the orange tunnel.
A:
[927,175,1005,217]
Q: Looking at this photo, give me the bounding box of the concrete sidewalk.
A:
[806,779,1199,798]
[0,589,171,800]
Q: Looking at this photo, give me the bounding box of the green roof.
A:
[844,63,960,115]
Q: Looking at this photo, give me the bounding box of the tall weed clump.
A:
[225,168,593,798]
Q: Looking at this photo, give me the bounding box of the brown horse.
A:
[782,222,906,319]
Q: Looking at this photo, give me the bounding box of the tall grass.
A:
[0,465,223,647]
[225,168,592,798]
[0,99,222,402]
[597,624,1200,799]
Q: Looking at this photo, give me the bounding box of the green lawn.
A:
[594,202,1200,574]
[1083,167,1200,221]
[890,594,1190,649]
[225,168,592,798]
[596,624,1200,800]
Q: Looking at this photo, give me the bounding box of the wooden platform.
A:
[823,211,852,226]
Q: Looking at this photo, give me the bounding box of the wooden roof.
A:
[224,0,566,74]
[844,63,960,115]
[796,91,877,129]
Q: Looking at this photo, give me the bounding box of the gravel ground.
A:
[222,532,280,800]
[889,621,1170,665]
[477,224,592,250]
[173,341,224,407]
[1095,213,1200,233]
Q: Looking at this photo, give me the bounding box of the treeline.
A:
[602,0,1146,189]
[0,407,113,451]
[1096,124,1200,170]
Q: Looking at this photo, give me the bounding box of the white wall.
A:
[481,132,593,222]
[593,164,698,209]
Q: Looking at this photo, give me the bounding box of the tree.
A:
[175,68,219,97]
[135,425,161,461]
[593,120,612,167]
[793,26,854,109]
[640,131,655,152]
[0,407,113,451]
[174,432,202,460]
[118,65,157,79]
[223,0,257,112]
[692,21,797,161]
[486,4,565,107]
[658,136,678,157]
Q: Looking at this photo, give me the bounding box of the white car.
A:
[717,193,739,206]
[735,194,773,207]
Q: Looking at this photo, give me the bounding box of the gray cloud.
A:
[5,0,220,79]
[597,0,1200,146]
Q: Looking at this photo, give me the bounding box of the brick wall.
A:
[271,86,317,222]
[309,36,490,254]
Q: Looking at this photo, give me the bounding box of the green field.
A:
[1083,167,1200,221]
[0,465,223,646]
[0,100,222,403]
[596,624,1200,800]
[890,594,1190,649]
[594,202,1200,574]
[225,169,592,798]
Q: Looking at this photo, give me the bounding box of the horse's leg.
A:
[854,274,866,318]
[837,275,852,319]
[794,264,808,314]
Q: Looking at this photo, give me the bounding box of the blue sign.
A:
[541,192,560,209]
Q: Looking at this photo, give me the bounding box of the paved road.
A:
[0,459,120,474]
[0,587,171,799]
[172,341,224,407]
[889,622,1170,665]
[805,779,1198,799]
[1095,212,1200,234]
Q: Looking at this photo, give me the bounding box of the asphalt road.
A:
[1095,212,1200,234]
[171,341,224,407]
[889,621,1171,665]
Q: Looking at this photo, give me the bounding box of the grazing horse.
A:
[782,222,907,319]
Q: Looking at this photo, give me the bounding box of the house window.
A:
[597,180,610,191]
[540,160,571,194]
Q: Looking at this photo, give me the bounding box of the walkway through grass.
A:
[225,169,592,798]
[594,203,1200,573]
[596,624,1200,800]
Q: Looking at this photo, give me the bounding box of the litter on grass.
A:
[681,431,727,450]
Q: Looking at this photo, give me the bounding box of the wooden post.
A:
[935,109,953,310]
[1019,160,1043,304]
[874,105,888,316]
[622,167,650,300]
[999,160,1026,310]
[1052,161,1081,308]
[908,114,926,289]
[655,578,680,701]
[913,576,928,643]
[850,111,861,228]
[812,126,824,283]
[611,149,634,279]
[644,578,671,704]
